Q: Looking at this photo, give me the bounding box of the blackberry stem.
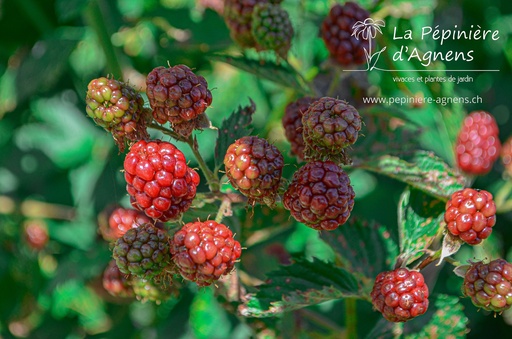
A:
[215,197,232,223]
[345,298,358,339]
[187,135,221,193]
[84,0,124,79]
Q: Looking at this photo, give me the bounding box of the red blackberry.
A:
[370,268,429,322]
[170,220,242,286]
[124,140,200,222]
[501,136,512,176]
[455,111,501,175]
[146,65,213,138]
[224,136,284,205]
[444,188,496,245]
[282,97,317,162]
[100,207,153,242]
[251,3,294,57]
[102,259,134,298]
[23,219,49,251]
[321,2,370,66]
[223,0,262,48]
[282,160,355,231]
[302,97,362,164]
[462,259,512,313]
[85,77,150,152]
[113,223,171,279]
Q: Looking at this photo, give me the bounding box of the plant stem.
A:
[345,298,357,339]
[495,180,512,212]
[326,67,351,98]
[215,197,232,223]
[187,135,220,193]
[147,123,220,193]
[84,0,124,79]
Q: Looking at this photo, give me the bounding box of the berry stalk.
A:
[84,0,124,79]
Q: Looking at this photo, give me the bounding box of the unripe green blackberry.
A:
[302,97,362,164]
[462,259,512,313]
[252,3,294,57]
[113,224,171,279]
[131,277,180,303]
[85,77,150,152]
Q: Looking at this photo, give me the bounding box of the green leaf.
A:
[320,218,398,288]
[210,53,311,94]
[238,257,362,318]
[353,111,419,161]
[55,0,89,21]
[213,98,255,169]
[14,95,107,169]
[51,280,110,334]
[356,150,466,201]
[405,294,468,339]
[16,38,78,103]
[398,188,444,264]
[190,287,231,339]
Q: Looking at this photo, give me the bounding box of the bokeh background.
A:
[1,0,512,338]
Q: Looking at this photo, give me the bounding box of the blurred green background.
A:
[1,0,512,338]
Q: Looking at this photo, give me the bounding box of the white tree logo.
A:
[351,18,386,71]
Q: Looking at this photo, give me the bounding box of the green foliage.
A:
[358,150,466,200]
[405,294,469,339]
[240,257,362,318]
[210,53,312,95]
[398,187,445,265]
[320,218,398,289]
[1,0,511,337]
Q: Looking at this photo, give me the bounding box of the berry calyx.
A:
[455,110,501,175]
[302,97,362,164]
[321,2,370,66]
[146,65,213,138]
[251,3,294,58]
[444,188,496,245]
[224,136,284,206]
[283,160,355,231]
[170,220,242,287]
[462,259,512,313]
[124,140,200,222]
[113,223,171,279]
[370,268,429,322]
[282,97,317,162]
[85,77,150,152]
